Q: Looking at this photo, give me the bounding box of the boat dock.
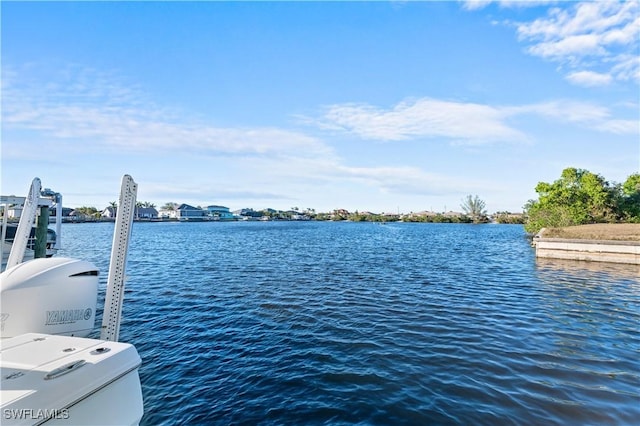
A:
[534,237,640,265]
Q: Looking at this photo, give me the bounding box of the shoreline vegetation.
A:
[523,168,639,235]
[526,168,640,247]
[33,210,525,225]
[2,168,638,241]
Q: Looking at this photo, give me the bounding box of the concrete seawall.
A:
[534,238,640,265]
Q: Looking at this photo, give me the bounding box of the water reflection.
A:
[533,256,640,426]
[536,258,640,283]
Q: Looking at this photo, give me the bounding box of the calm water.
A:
[59,221,640,425]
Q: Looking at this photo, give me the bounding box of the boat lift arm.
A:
[5,178,41,269]
[100,175,138,342]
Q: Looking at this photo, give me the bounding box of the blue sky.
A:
[2,1,638,214]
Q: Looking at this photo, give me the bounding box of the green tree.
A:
[161,202,178,211]
[619,173,640,222]
[136,201,156,208]
[524,199,576,233]
[524,167,620,233]
[494,212,525,224]
[76,206,99,218]
[460,195,487,223]
[622,173,640,195]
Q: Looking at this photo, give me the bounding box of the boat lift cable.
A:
[6,178,41,269]
[100,175,138,342]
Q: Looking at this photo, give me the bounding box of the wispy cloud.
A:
[3,60,635,211]
[565,70,613,86]
[314,97,637,143]
[3,63,496,207]
[461,0,494,11]
[463,1,640,87]
[244,155,494,201]
[2,64,333,160]
[332,164,496,196]
[461,0,557,11]
[514,1,640,86]
[506,99,638,134]
[316,98,527,144]
[142,182,291,204]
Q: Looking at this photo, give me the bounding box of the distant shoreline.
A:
[57,221,640,241]
[52,218,517,224]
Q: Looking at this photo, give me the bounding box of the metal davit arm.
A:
[6,178,41,269]
[100,175,138,342]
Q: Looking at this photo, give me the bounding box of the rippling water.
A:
[59,222,640,425]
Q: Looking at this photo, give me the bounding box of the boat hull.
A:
[1,333,143,426]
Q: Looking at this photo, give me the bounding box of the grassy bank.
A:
[539,224,640,241]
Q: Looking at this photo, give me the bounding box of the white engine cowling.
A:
[0,257,98,339]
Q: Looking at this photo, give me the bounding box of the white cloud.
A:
[3,63,497,210]
[462,0,556,11]
[527,33,604,58]
[594,119,640,135]
[565,70,612,87]
[2,65,333,160]
[318,98,527,144]
[3,62,636,212]
[317,97,637,144]
[253,156,493,199]
[333,164,497,196]
[508,99,611,122]
[611,54,640,81]
[513,1,640,85]
[516,2,637,39]
[462,0,494,11]
[507,99,638,135]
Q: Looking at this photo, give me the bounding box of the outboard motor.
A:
[0,257,98,338]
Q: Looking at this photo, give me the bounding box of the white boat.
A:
[1,224,58,267]
[1,187,62,271]
[0,176,144,425]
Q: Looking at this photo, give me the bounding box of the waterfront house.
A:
[50,207,76,222]
[176,204,206,221]
[207,205,234,221]
[443,211,464,218]
[236,208,263,220]
[135,207,158,220]
[158,209,178,219]
[382,212,401,220]
[101,207,117,219]
[414,211,438,218]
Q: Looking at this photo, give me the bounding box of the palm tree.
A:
[461,195,487,223]
[161,202,178,211]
